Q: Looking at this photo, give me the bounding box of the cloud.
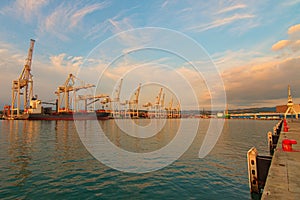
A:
[212,49,271,70]
[222,56,300,108]
[272,40,291,51]
[1,0,48,22]
[108,18,134,33]
[288,24,300,35]
[85,7,137,41]
[282,0,300,7]
[39,1,109,41]
[209,22,300,109]
[70,2,110,28]
[161,0,169,8]
[176,1,256,34]
[188,14,255,32]
[216,4,247,14]
[272,24,300,55]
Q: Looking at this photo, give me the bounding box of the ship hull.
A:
[28,111,110,120]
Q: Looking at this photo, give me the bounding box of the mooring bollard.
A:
[283,119,287,126]
[282,139,297,152]
[283,120,289,132]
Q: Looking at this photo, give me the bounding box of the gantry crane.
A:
[160,93,166,118]
[111,78,123,118]
[55,74,95,112]
[129,83,141,118]
[11,39,35,118]
[175,102,181,118]
[77,94,109,111]
[154,88,163,118]
[167,96,173,118]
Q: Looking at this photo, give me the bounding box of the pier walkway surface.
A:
[262,120,300,199]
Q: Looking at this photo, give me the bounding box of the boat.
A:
[24,98,110,120]
[26,110,110,120]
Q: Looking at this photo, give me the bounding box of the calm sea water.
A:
[0,119,276,199]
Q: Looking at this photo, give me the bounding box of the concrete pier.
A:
[262,120,300,199]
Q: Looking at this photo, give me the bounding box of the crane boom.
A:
[161,93,165,108]
[19,39,35,80]
[134,83,141,104]
[169,96,173,110]
[155,88,163,106]
[114,78,123,102]
[129,83,141,118]
[11,39,35,118]
[55,73,95,112]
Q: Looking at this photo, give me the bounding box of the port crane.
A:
[142,89,166,118]
[175,102,181,118]
[165,96,181,118]
[11,39,35,118]
[167,96,173,118]
[111,78,123,118]
[154,88,163,118]
[128,83,141,118]
[77,94,109,111]
[160,93,166,118]
[55,74,95,112]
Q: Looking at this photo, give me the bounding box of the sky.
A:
[1,0,300,111]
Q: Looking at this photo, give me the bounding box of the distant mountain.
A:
[228,107,276,114]
[181,107,277,115]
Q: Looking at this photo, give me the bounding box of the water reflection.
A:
[99,119,180,153]
[0,119,276,199]
[6,120,39,186]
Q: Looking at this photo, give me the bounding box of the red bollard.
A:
[283,119,289,132]
[282,139,297,152]
[283,119,287,126]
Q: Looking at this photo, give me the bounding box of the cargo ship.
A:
[3,98,111,120]
[26,110,110,120]
[28,97,110,120]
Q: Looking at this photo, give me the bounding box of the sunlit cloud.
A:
[216,4,247,14]
[272,40,291,51]
[212,49,273,71]
[288,24,300,34]
[70,2,110,28]
[39,1,109,41]
[0,0,48,22]
[272,24,300,55]
[188,14,255,32]
[222,56,300,108]
[85,7,137,41]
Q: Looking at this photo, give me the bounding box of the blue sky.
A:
[1,0,300,110]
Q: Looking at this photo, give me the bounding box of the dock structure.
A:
[261,120,300,199]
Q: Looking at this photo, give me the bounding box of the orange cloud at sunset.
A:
[272,40,291,51]
[222,55,300,108]
[288,24,300,34]
[272,24,300,52]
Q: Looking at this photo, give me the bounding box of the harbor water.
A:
[0,119,275,199]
